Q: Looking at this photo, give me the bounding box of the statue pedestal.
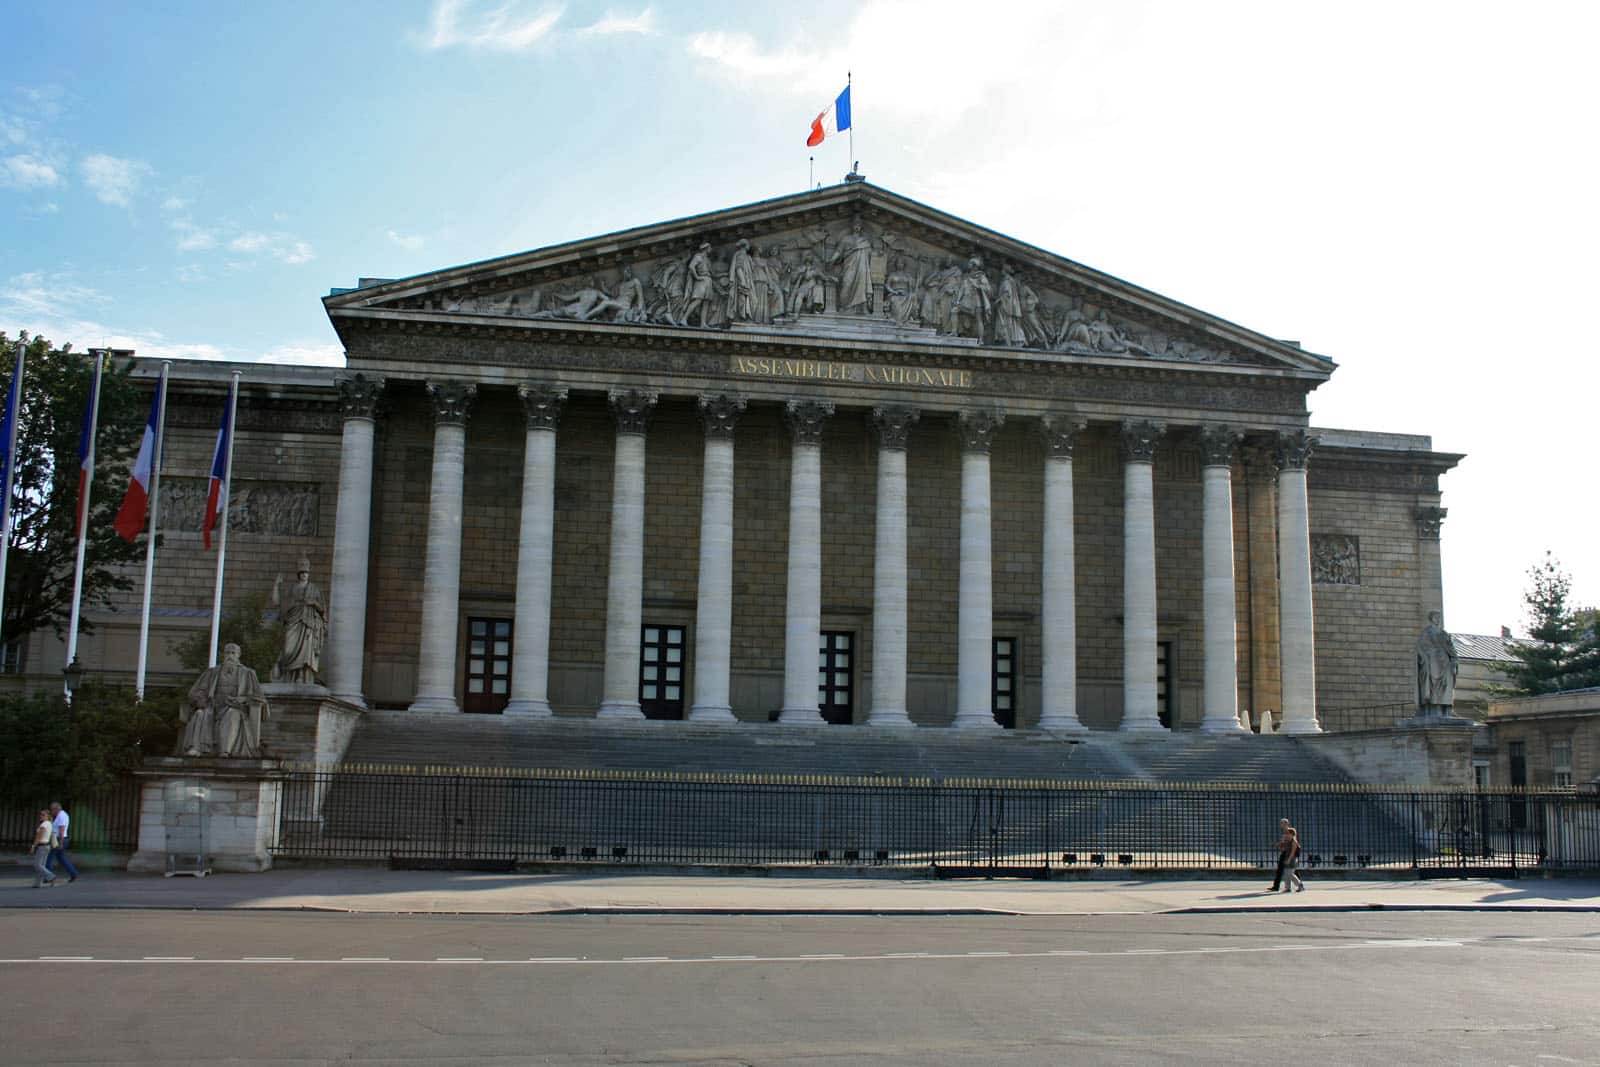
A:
[1395,710,1477,729]
[261,685,364,838]
[127,758,287,874]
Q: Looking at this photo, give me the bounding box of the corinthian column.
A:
[326,373,384,707]
[1275,430,1321,734]
[1198,425,1247,732]
[505,384,566,717]
[688,393,745,723]
[597,388,657,719]
[867,406,919,727]
[778,399,832,726]
[1119,420,1166,733]
[952,409,1004,729]
[1037,415,1086,733]
[409,381,476,713]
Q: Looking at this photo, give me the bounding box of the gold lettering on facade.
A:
[726,355,974,390]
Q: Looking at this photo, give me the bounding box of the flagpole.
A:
[134,361,170,700]
[64,349,106,700]
[847,71,853,172]
[0,339,25,657]
[206,371,240,667]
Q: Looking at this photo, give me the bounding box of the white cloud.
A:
[80,153,152,206]
[386,229,425,250]
[1,154,60,189]
[580,6,654,36]
[174,222,216,252]
[415,0,564,51]
[162,196,189,212]
[1,271,109,321]
[228,231,315,265]
[686,31,818,82]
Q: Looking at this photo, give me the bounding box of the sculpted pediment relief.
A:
[333,185,1329,373]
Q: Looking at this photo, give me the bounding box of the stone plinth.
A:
[128,758,286,874]
[261,684,364,767]
[1307,724,1480,790]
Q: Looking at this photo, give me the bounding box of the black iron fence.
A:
[272,768,1600,875]
[1,780,144,854]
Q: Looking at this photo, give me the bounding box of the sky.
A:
[2,0,1597,638]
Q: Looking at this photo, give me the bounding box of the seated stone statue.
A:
[180,643,270,758]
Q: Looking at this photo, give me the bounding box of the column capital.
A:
[784,398,834,446]
[1272,429,1317,470]
[1416,504,1447,540]
[608,388,658,436]
[336,373,385,421]
[1197,424,1242,468]
[518,383,568,431]
[958,409,1005,455]
[426,380,476,425]
[871,405,920,451]
[1038,413,1087,458]
[1119,419,1166,464]
[698,392,747,439]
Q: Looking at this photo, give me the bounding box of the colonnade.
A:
[323,375,1321,734]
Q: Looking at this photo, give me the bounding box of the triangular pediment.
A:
[325,183,1333,376]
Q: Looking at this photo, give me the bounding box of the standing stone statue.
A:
[1415,611,1459,715]
[272,559,326,685]
[181,643,271,758]
[726,239,755,322]
[682,243,715,327]
[832,221,874,314]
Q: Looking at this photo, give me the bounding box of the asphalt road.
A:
[3,910,1597,1065]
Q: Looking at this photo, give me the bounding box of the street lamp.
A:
[63,656,84,702]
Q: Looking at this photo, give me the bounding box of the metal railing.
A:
[272,768,1600,875]
[1,780,144,854]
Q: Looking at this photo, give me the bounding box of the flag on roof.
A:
[806,83,851,147]
[114,378,164,542]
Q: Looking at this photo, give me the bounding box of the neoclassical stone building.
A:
[65,183,1461,734]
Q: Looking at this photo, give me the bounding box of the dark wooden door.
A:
[639,624,685,720]
[818,631,854,725]
[464,617,512,713]
[992,637,1018,729]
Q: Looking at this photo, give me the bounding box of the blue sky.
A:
[3,0,1597,635]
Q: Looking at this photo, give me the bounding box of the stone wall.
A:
[1308,727,1477,789]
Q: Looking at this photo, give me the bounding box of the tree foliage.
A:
[169,591,281,678]
[0,683,181,808]
[1499,554,1597,694]
[0,331,146,647]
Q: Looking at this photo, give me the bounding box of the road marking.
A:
[8,937,1545,968]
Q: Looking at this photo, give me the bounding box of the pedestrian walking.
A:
[47,802,78,883]
[1280,826,1304,893]
[1269,817,1293,891]
[31,810,56,887]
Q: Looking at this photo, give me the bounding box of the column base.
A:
[1035,712,1089,734]
[407,696,460,714]
[503,699,553,717]
[777,706,826,726]
[950,712,1000,730]
[1119,715,1168,735]
[1199,715,1249,734]
[687,703,736,723]
[865,707,915,728]
[596,700,644,719]
[1279,718,1323,735]
[327,690,369,711]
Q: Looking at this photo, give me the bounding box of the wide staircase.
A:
[334,710,1354,785]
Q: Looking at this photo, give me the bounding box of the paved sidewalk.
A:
[4,866,1599,915]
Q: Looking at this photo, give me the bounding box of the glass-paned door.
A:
[640,625,685,720]
[1156,641,1173,729]
[993,637,1018,729]
[818,631,854,725]
[464,617,512,713]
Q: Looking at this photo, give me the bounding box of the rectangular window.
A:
[0,638,21,675]
[817,631,854,725]
[1552,739,1573,788]
[992,637,1018,729]
[639,624,685,720]
[1473,761,1491,791]
[463,617,513,713]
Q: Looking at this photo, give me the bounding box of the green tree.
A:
[169,591,280,678]
[0,331,146,648]
[1564,607,1600,691]
[0,683,181,808]
[1499,553,1583,694]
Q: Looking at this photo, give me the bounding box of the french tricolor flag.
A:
[806,83,851,147]
[113,379,164,542]
[202,381,234,550]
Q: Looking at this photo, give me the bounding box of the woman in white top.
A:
[31,810,55,887]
